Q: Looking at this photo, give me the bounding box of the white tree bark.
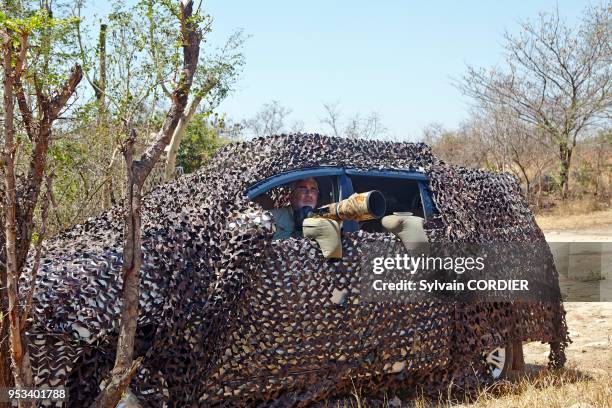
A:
[164,94,202,180]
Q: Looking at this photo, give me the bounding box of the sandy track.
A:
[544,227,612,242]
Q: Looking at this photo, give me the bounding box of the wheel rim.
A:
[484,347,506,379]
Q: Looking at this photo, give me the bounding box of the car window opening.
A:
[249,172,429,241]
[349,175,425,233]
[252,176,338,211]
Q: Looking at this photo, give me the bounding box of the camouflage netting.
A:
[20,134,569,406]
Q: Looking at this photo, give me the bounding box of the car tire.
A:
[483,342,513,380]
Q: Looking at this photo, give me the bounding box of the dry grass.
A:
[535,208,612,231]
[457,367,611,408]
[330,366,611,408]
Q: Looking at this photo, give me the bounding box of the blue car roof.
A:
[246,167,428,199]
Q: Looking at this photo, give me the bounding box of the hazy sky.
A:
[202,1,588,140]
[84,1,590,140]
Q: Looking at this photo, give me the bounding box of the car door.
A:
[202,169,452,404]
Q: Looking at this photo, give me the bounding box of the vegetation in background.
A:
[176,113,230,174]
[458,3,611,199]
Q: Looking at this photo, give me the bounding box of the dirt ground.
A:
[523,302,612,374]
[535,209,612,232]
[542,227,612,242]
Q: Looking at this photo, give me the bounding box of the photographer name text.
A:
[372,279,529,292]
[371,254,529,293]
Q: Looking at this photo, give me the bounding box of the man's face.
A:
[290,178,319,210]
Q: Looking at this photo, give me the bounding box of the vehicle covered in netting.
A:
[24,134,569,406]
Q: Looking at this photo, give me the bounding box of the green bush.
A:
[176,113,229,174]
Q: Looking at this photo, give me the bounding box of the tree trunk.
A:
[3,37,35,408]
[93,131,143,408]
[536,165,543,209]
[1,216,12,399]
[94,2,201,405]
[15,121,51,271]
[1,34,16,397]
[514,160,531,204]
[96,24,107,115]
[1,15,82,403]
[96,24,116,209]
[593,141,604,197]
[13,63,82,272]
[558,141,573,199]
[163,95,201,180]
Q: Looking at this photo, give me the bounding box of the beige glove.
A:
[303,218,342,259]
[381,213,428,251]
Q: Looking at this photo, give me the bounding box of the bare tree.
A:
[344,114,362,139]
[289,119,305,133]
[459,3,612,198]
[423,112,557,204]
[93,1,202,406]
[360,112,387,139]
[421,122,446,145]
[471,107,555,202]
[321,102,387,140]
[422,122,487,169]
[243,100,291,138]
[320,101,341,137]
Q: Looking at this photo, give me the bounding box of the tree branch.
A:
[14,78,36,140]
[136,0,201,184]
[48,65,83,121]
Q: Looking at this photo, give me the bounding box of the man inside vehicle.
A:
[271,177,319,240]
